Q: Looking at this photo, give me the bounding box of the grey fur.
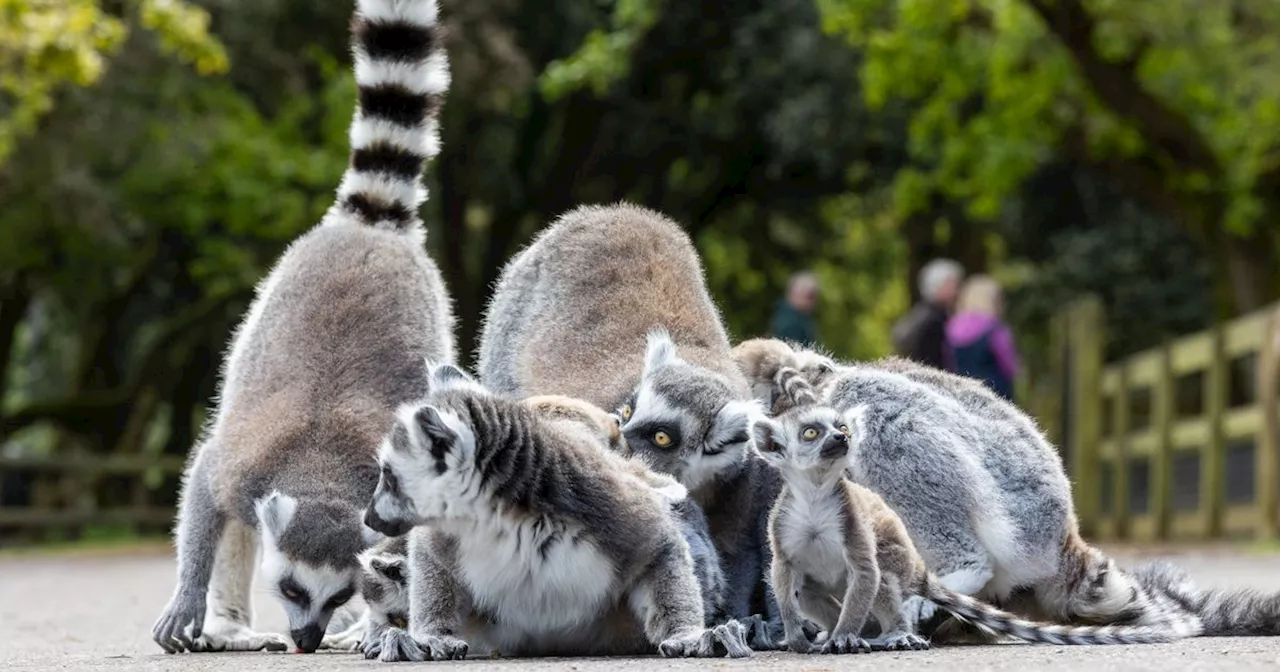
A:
[475,203,784,645]
[363,364,752,659]
[352,535,412,659]
[758,372,1190,651]
[1130,560,1280,636]
[152,0,454,655]
[733,340,1203,638]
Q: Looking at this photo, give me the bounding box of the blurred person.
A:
[769,271,819,347]
[947,274,1020,401]
[892,258,963,369]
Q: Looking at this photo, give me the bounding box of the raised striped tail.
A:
[329,0,449,233]
[775,366,818,409]
[924,579,1187,645]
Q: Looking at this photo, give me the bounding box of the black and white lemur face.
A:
[617,331,762,492]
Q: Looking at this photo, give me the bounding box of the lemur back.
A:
[153,0,455,655]
[475,204,784,645]
[362,364,751,660]
[757,368,1192,653]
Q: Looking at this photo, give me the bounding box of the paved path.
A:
[5,543,1280,670]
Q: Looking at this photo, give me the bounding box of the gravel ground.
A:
[4,543,1280,671]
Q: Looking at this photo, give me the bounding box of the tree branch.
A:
[1023,0,1220,175]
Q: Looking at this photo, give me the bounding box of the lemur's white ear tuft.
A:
[255,491,297,541]
[643,329,680,374]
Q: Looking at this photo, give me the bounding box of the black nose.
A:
[291,624,324,653]
[819,432,850,459]
[364,508,412,537]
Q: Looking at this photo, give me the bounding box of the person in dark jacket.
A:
[769,271,819,347]
[947,274,1020,401]
[891,258,963,369]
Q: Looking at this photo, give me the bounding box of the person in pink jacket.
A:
[946,275,1020,401]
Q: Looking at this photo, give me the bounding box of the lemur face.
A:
[751,405,855,477]
[617,331,762,492]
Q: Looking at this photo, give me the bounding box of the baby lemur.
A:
[362,363,751,660]
[757,368,1189,652]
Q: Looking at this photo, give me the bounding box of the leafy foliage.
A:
[0,0,226,160]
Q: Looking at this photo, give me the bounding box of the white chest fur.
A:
[776,487,849,588]
[453,514,621,640]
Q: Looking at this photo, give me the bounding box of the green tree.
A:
[819,0,1280,315]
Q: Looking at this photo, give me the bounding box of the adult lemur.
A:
[362,363,751,660]
[152,0,454,654]
[731,338,1204,638]
[759,367,1188,652]
[476,204,784,645]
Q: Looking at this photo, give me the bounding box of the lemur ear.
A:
[370,555,407,584]
[255,491,297,540]
[842,405,869,442]
[750,418,783,455]
[414,405,458,446]
[643,329,680,374]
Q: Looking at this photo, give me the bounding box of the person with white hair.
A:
[891,258,963,369]
[769,271,820,347]
[946,274,1020,401]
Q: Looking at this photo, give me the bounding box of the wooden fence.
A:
[1056,297,1280,541]
[0,452,184,543]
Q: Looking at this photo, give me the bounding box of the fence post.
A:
[1258,306,1280,539]
[1205,322,1227,537]
[1153,340,1174,540]
[1069,296,1106,537]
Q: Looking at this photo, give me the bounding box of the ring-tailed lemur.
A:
[151,0,455,655]
[361,363,752,660]
[475,204,785,647]
[731,339,1205,639]
[756,367,1189,651]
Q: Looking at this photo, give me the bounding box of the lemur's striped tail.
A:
[924,578,1188,645]
[774,366,818,410]
[328,0,449,233]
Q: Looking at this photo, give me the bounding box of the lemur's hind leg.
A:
[188,519,288,653]
[866,574,929,651]
[897,507,995,630]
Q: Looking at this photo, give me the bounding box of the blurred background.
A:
[0,0,1277,547]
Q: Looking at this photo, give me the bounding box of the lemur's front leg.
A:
[375,530,470,662]
[630,542,751,658]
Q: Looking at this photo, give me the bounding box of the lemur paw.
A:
[738,614,782,650]
[186,620,288,653]
[713,620,753,658]
[319,631,362,651]
[821,632,872,654]
[376,628,424,662]
[362,635,383,660]
[151,589,207,653]
[869,631,930,652]
[659,625,749,658]
[902,595,939,626]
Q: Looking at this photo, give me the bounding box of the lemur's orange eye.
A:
[654,431,672,447]
[621,405,632,420]
[802,428,819,440]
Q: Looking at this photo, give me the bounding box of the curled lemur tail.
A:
[774,366,817,408]
[923,578,1185,645]
[329,0,449,232]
